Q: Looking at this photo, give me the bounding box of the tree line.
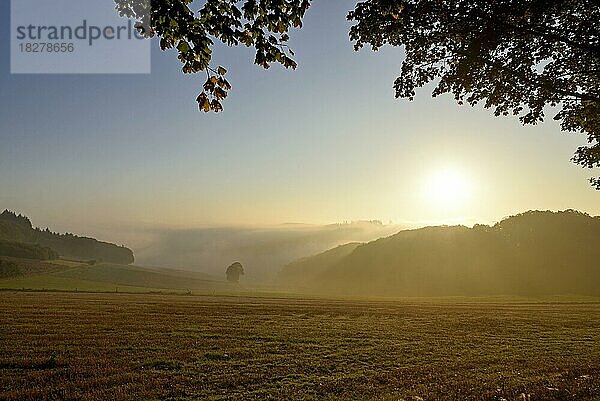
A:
[0,210,134,264]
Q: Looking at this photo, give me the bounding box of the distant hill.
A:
[279,210,600,297]
[0,210,134,264]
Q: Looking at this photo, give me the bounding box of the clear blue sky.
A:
[1,0,598,240]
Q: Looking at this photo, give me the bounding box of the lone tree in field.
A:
[226,262,244,283]
[116,0,599,188]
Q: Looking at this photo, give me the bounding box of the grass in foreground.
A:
[0,292,599,400]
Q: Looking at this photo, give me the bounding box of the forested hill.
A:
[0,210,134,264]
[279,210,600,297]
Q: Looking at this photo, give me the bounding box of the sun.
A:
[423,168,472,209]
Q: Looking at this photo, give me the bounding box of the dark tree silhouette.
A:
[347,0,600,188]
[226,261,244,283]
[114,0,310,112]
[0,210,134,264]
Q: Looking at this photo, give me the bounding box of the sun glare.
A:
[423,168,472,209]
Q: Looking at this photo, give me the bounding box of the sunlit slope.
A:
[0,259,227,292]
[278,242,362,286]
[281,210,600,297]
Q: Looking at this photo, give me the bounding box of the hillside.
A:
[278,242,362,286]
[0,239,58,260]
[0,210,134,264]
[279,210,600,297]
[0,257,226,293]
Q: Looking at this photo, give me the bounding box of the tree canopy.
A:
[226,261,244,283]
[116,0,599,188]
[115,0,310,112]
[349,0,600,188]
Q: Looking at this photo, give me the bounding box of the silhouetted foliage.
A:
[114,0,310,112]
[0,210,33,230]
[282,210,600,296]
[0,210,134,264]
[226,261,244,283]
[348,0,600,188]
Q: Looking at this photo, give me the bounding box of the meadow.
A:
[1,292,599,400]
[0,258,228,294]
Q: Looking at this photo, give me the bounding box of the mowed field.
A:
[1,292,600,401]
[0,257,228,293]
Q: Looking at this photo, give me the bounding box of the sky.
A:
[0,0,598,244]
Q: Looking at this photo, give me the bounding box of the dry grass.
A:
[1,292,599,400]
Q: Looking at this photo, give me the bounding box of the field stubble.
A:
[0,292,599,400]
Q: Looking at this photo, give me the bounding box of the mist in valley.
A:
[132,220,401,281]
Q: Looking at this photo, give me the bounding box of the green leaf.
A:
[176,41,190,53]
